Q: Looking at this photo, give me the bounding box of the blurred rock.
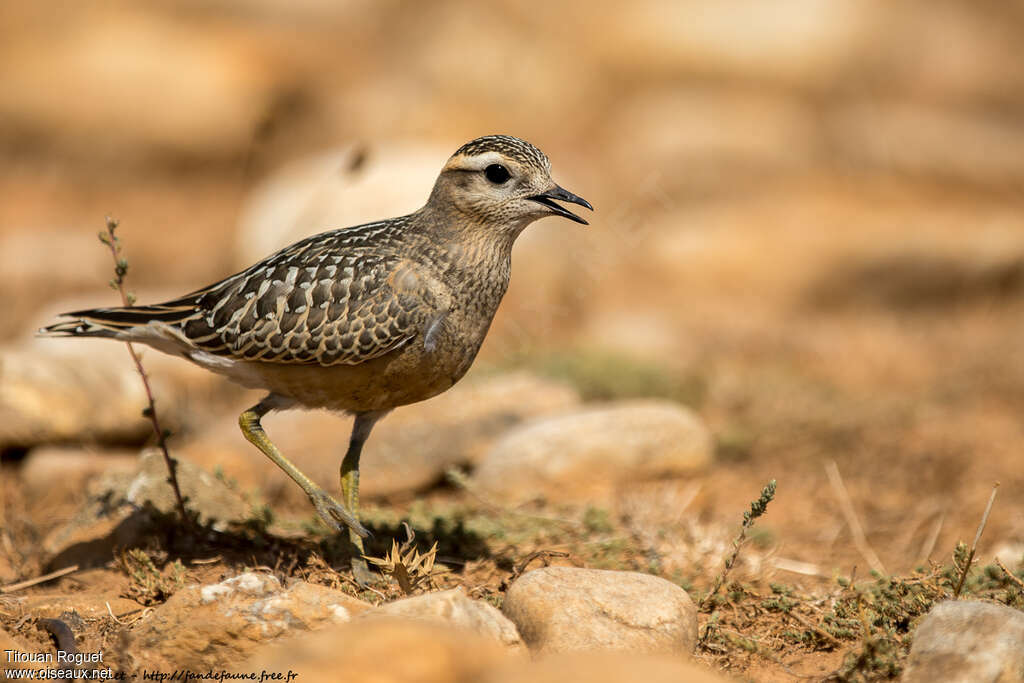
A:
[903,600,1024,683]
[127,572,372,671]
[0,230,108,291]
[832,102,1024,186]
[0,333,229,452]
[1,342,154,451]
[606,86,816,190]
[472,400,711,504]
[373,588,524,652]
[807,249,1024,311]
[236,144,448,266]
[182,371,580,502]
[852,1,1024,105]
[502,567,698,656]
[121,450,251,525]
[241,616,515,683]
[482,652,733,683]
[44,451,251,569]
[586,0,870,84]
[19,446,137,500]
[0,8,278,163]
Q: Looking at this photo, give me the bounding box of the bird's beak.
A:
[527,185,594,225]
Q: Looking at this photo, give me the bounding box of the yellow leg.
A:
[239,400,368,538]
[341,412,385,585]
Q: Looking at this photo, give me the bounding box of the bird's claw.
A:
[350,557,378,587]
[308,489,370,538]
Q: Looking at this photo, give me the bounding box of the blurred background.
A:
[2,0,1023,607]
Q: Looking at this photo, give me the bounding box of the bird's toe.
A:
[308,490,369,538]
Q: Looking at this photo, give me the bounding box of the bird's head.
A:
[429,135,592,233]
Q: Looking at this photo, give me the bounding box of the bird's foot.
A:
[350,556,379,587]
[307,488,370,538]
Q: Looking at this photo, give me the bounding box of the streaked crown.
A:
[451,135,551,173]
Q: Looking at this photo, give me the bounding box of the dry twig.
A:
[994,557,1024,593]
[100,217,190,526]
[917,511,945,565]
[0,565,80,594]
[511,550,570,581]
[954,482,999,598]
[784,609,842,648]
[825,461,885,576]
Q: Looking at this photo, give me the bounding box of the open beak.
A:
[527,185,594,225]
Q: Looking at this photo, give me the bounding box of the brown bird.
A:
[40,135,592,580]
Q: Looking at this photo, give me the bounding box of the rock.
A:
[373,588,524,652]
[0,228,109,293]
[182,371,579,503]
[584,0,871,85]
[604,86,816,193]
[236,144,449,266]
[0,333,229,452]
[127,572,372,672]
[502,567,698,656]
[121,450,251,525]
[44,451,252,569]
[472,400,712,504]
[903,600,1024,683]
[0,342,155,451]
[847,2,1024,107]
[0,8,279,163]
[483,652,733,683]
[806,248,1024,311]
[832,102,1024,187]
[241,616,515,683]
[19,446,138,499]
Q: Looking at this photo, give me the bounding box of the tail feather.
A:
[38,303,197,339]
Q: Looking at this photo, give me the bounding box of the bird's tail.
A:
[38,303,196,340]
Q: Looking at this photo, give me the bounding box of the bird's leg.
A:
[239,397,369,538]
[340,411,386,585]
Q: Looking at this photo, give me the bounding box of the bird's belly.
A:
[239,329,486,413]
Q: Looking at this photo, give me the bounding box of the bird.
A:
[39,134,592,581]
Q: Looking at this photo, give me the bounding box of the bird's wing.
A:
[47,224,451,367]
[182,230,450,366]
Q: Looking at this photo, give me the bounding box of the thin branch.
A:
[954,482,999,598]
[994,557,1024,593]
[100,216,190,527]
[1,565,79,593]
[917,511,945,566]
[785,609,842,648]
[772,557,827,578]
[825,461,886,576]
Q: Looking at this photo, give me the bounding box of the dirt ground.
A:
[2,1,1024,681]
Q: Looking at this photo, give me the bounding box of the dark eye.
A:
[484,164,511,185]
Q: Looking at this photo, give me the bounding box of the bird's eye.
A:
[484,164,511,185]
